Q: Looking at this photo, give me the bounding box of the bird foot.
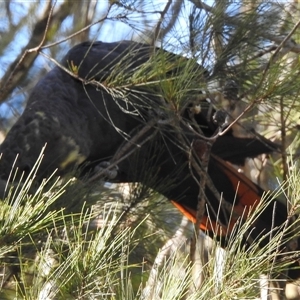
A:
[94,161,119,180]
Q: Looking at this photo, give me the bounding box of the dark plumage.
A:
[0,41,295,274]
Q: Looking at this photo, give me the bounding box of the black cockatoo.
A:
[0,41,295,271]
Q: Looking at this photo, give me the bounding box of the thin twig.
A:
[280,96,288,183]
[28,1,56,52]
[40,14,111,50]
[112,119,158,162]
[151,0,173,46]
[257,18,300,92]
[87,121,158,184]
[142,216,190,300]
[191,139,211,289]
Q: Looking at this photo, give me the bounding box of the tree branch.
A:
[0,1,73,104]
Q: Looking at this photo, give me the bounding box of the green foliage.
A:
[0,162,299,299]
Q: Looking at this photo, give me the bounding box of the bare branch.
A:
[142,216,190,299]
[151,0,173,46]
[159,0,184,41]
[0,1,73,104]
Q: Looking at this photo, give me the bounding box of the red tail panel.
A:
[171,155,264,236]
